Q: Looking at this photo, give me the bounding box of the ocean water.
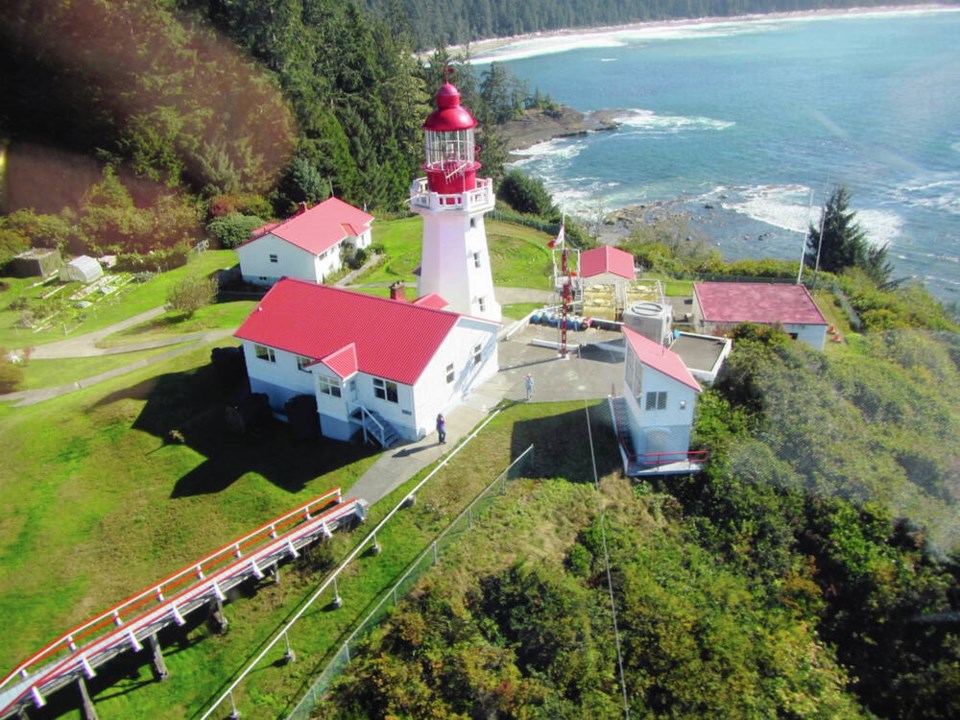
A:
[474,9,960,303]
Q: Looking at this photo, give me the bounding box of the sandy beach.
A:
[455,5,955,63]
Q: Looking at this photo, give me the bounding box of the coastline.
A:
[457,5,956,63]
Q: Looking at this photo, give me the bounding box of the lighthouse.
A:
[410,78,501,323]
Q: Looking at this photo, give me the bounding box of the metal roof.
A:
[694,282,827,326]
[623,326,702,392]
[579,245,636,280]
[244,197,373,257]
[235,279,473,385]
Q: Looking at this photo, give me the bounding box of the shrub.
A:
[166,276,218,317]
[0,357,24,394]
[206,213,265,249]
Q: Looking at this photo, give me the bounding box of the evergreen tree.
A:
[807,186,892,286]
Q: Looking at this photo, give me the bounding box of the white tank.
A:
[622,301,672,345]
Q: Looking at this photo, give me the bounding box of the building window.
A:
[470,218,477,229]
[478,296,486,312]
[645,391,667,411]
[473,343,482,366]
[446,363,455,384]
[318,375,342,398]
[254,344,276,363]
[373,377,399,403]
[297,356,313,372]
[269,253,278,263]
[473,252,481,268]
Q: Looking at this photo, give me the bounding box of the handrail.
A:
[0,488,342,690]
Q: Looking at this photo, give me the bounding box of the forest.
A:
[360,0,933,49]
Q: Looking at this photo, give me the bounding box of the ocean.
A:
[472,8,960,303]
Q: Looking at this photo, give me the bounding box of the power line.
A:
[583,400,630,719]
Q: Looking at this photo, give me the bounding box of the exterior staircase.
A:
[353,406,401,448]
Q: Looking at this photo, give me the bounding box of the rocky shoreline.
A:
[499,106,621,152]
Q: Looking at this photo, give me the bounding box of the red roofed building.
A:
[234,279,499,446]
[579,246,636,284]
[609,326,705,476]
[693,281,828,350]
[237,197,374,287]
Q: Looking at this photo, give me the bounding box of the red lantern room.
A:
[423,78,481,195]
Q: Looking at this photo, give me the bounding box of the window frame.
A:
[645,390,667,411]
[254,344,276,363]
[318,375,342,398]
[373,377,399,403]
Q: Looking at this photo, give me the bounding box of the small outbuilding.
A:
[9,248,61,278]
[693,281,828,350]
[579,245,636,286]
[59,255,104,284]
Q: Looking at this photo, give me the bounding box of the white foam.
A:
[708,184,818,233]
[509,137,586,160]
[894,178,960,216]
[857,209,903,248]
[614,108,734,133]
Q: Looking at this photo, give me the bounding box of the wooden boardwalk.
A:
[0,490,366,719]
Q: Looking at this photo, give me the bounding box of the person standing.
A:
[436,413,446,444]
[525,373,535,402]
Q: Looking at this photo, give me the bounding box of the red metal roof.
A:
[579,246,636,280]
[235,279,468,385]
[694,282,827,326]
[244,197,373,256]
[412,293,449,309]
[321,343,358,379]
[623,326,701,392]
[424,82,477,132]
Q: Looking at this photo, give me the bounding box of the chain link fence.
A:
[287,444,535,720]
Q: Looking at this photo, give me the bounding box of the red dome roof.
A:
[423,81,477,132]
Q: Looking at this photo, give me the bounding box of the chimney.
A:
[389,281,407,302]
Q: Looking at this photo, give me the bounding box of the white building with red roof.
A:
[693,281,828,350]
[234,278,499,446]
[579,246,636,285]
[236,197,373,287]
[609,326,705,476]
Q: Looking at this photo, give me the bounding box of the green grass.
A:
[18,345,195,389]
[99,299,256,346]
[502,302,544,321]
[360,216,555,290]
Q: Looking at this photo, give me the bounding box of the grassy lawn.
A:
[0,250,238,349]
[502,302,544,321]
[18,344,195,389]
[98,299,256,347]
[362,216,554,290]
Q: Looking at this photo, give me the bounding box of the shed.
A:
[10,248,61,278]
[59,255,104,284]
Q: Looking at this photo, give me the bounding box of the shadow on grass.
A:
[93,363,377,497]
[509,401,621,482]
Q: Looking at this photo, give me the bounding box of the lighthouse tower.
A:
[410,79,501,322]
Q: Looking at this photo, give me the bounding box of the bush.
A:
[0,358,24,394]
[166,276,218,317]
[206,213,265,249]
[497,169,557,218]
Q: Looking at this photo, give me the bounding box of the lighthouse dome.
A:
[423,82,477,132]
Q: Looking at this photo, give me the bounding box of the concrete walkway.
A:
[345,323,624,505]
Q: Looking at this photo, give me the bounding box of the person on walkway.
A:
[525,373,535,402]
[436,413,446,444]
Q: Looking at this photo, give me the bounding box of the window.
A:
[297,356,313,372]
[318,375,342,398]
[269,253,278,263]
[446,363,455,384]
[473,252,481,268]
[478,296,486,312]
[254,344,276,363]
[373,377,399,403]
[645,391,667,411]
[470,218,477,229]
[473,343,482,366]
